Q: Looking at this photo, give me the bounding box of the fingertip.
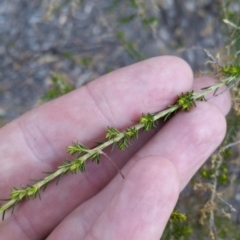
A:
[130,155,180,198]
[190,102,227,148]
[169,101,227,189]
[85,55,194,125]
[141,55,194,93]
[99,155,180,239]
[129,55,194,112]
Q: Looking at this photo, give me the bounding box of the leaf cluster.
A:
[221,65,240,78]
[42,74,74,101]
[161,211,191,240]
[177,91,196,111]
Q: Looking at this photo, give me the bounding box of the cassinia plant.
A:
[1,1,240,237]
[0,60,240,221]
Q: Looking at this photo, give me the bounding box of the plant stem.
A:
[0,74,238,220]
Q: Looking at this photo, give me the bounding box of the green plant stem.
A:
[0,74,238,219]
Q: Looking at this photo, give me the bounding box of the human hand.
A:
[0,56,231,240]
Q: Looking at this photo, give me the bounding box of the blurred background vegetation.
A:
[0,0,240,239]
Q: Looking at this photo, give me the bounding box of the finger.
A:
[142,102,226,189]
[0,56,192,191]
[47,157,180,240]
[43,76,230,238]
[126,77,230,189]
[0,56,193,239]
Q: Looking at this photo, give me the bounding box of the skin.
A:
[0,56,231,240]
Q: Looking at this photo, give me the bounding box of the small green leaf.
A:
[163,109,177,121]
[196,95,206,101]
[11,188,26,201]
[2,210,6,221]
[200,168,215,180]
[177,91,195,111]
[69,159,86,173]
[213,87,219,96]
[56,173,64,185]
[116,31,124,40]
[90,151,101,164]
[222,148,233,158]
[130,0,137,7]
[221,65,240,78]
[170,211,187,222]
[11,201,18,215]
[139,113,155,131]
[43,182,50,192]
[106,127,120,140]
[67,142,89,155]
[26,185,40,199]
[118,137,130,150]
[79,160,86,172]
[81,57,93,67]
[42,74,73,101]
[124,127,138,139]
[142,17,158,28]
[118,14,136,24]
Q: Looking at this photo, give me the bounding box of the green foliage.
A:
[42,74,74,101]
[111,0,158,61]
[90,151,101,164]
[129,0,137,8]
[117,136,130,150]
[221,148,233,158]
[118,14,136,24]
[67,142,89,155]
[81,57,93,67]
[69,159,86,173]
[117,31,145,61]
[200,168,216,180]
[221,65,240,78]
[141,16,158,28]
[106,127,121,140]
[214,214,240,240]
[139,113,156,131]
[108,0,122,12]
[161,211,191,240]
[61,51,74,60]
[106,126,138,151]
[124,127,138,139]
[177,91,196,112]
[170,211,187,222]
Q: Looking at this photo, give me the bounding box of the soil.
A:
[0,0,223,123]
